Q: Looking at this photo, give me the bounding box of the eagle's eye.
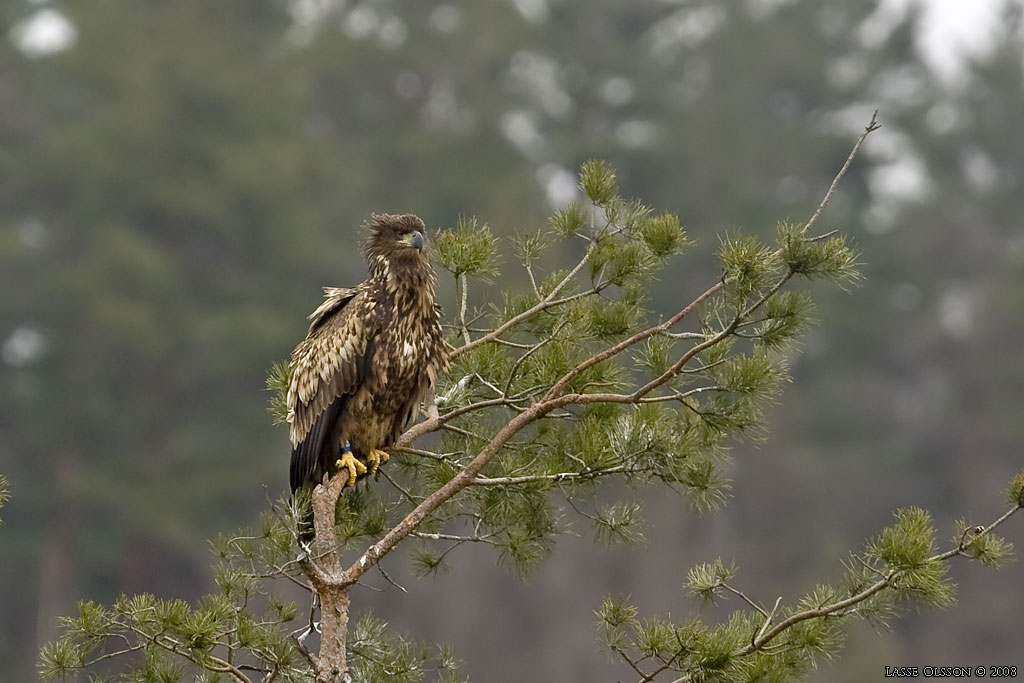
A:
[398,230,424,252]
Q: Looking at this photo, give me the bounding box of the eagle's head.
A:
[364,213,428,272]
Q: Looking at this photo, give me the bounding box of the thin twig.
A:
[411,530,496,544]
[525,260,541,300]
[542,279,724,402]
[471,464,629,486]
[376,563,408,593]
[82,644,145,667]
[378,467,420,505]
[451,245,598,359]
[721,583,769,618]
[753,596,784,645]
[504,320,568,397]
[618,649,652,682]
[290,635,319,670]
[801,110,879,237]
[457,273,471,346]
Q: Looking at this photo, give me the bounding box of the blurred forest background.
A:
[2,0,1023,680]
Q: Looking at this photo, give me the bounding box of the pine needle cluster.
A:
[598,499,1019,682]
[0,474,9,524]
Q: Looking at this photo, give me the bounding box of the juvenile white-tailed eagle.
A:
[287,214,447,496]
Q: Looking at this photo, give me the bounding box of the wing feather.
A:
[307,286,360,332]
[287,285,377,490]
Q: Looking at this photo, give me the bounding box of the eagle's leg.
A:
[336,443,367,486]
[366,448,390,476]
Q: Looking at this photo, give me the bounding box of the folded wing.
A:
[287,286,376,491]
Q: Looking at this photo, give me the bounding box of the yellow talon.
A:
[336,450,367,486]
[366,448,390,476]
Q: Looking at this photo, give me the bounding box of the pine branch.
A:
[735,503,1020,656]
[470,464,630,486]
[450,243,598,359]
[540,115,876,406]
[541,278,725,402]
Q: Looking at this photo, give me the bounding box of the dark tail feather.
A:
[290,398,346,492]
[290,398,346,543]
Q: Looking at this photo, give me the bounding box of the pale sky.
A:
[890,0,1007,80]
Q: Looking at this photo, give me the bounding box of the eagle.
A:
[287,213,448,503]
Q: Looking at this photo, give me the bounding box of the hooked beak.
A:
[405,230,424,251]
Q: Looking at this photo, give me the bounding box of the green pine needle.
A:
[593,501,646,547]
[596,595,639,629]
[579,159,618,206]
[718,233,783,299]
[434,215,501,280]
[685,558,736,602]
[955,519,1015,568]
[549,202,588,238]
[638,211,692,258]
[1007,469,1024,508]
[265,360,290,426]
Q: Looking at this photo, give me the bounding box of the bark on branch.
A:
[299,470,353,683]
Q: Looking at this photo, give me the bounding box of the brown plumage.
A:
[287,213,447,494]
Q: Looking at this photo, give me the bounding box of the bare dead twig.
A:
[801,110,879,238]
